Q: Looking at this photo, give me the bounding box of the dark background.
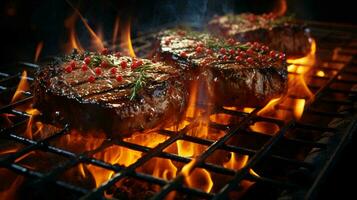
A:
[0,0,356,199]
[0,0,356,63]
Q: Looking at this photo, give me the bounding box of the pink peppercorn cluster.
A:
[169,34,286,66]
[63,48,145,83]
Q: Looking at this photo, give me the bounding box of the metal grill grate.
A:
[1,21,357,200]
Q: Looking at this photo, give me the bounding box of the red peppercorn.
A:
[206,49,213,55]
[229,49,235,55]
[84,57,91,64]
[120,61,127,69]
[262,45,269,52]
[239,51,246,57]
[115,52,121,58]
[88,75,95,83]
[116,75,123,82]
[94,67,102,75]
[269,50,275,57]
[253,42,260,48]
[65,65,73,73]
[180,51,187,58]
[227,38,235,45]
[131,61,138,69]
[131,60,143,69]
[81,64,88,71]
[110,67,117,74]
[69,61,77,68]
[195,46,203,53]
[235,55,242,62]
[246,48,254,55]
[222,55,228,61]
[279,53,286,60]
[101,48,109,55]
[220,48,226,55]
[246,57,254,64]
[100,61,108,68]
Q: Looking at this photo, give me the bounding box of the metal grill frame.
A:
[1,21,357,200]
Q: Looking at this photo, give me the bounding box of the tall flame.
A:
[112,16,120,50]
[34,41,43,62]
[251,38,317,134]
[11,71,29,103]
[273,0,287,17]
[64,13,83,53]
[121,21,136,57]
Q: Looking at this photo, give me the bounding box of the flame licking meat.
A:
[250,38,316,134]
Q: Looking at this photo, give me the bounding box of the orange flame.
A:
[121,21,136,57]
[316,70,325,77]
[11,71,29,103]
[224,153,249,170]
[0,173,24,199]
[24,108,41,140]
[34,41,43,62]
[288,38,316,66]
[112,16,120,50]
[273,0,287,17]
[64,13,83,53]
[252,38,316,134]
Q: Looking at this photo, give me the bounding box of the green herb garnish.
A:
[129,65,152,100]
[89,55,116,67]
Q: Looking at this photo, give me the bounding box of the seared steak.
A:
[33,51,188,137]
[208,13,311,57]
[153,29,287,107]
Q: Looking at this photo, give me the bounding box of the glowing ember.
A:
[316,70,325,77]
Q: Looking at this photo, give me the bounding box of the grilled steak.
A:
[208,13,311,57]
[153,29,287,107]
[33,51,188,137]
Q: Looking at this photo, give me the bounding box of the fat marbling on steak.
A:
[33,51,188,137]
[208,13,311,57]
[153,29,288,107]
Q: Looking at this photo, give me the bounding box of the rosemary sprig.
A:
[129,65,152,100]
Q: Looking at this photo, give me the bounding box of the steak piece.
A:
[208,13,311,57]
[153,29,287,107]
[33,51,188,137]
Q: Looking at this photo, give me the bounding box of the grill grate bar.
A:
[0,22,356,200]
[212,121,294,199]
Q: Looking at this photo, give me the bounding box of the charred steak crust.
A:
[154,29,287,107]
[33,52,188,137]
[208,13,311,57]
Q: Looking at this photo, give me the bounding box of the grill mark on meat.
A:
[153,29,288,107]
[207,13,311,57]
[33,52,188,137]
